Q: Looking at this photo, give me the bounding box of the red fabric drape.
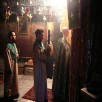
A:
[69,29,87,102]
[68,0,90,102]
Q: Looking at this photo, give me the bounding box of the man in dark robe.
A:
[52,27,70,101]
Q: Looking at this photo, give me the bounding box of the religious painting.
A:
[19,16,28,34]
[68,0,81,29]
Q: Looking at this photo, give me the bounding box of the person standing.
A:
[33,29,53,102]
[4,31,19,100]
[52,27,70,101]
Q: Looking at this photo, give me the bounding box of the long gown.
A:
[33,40,48,102]
[52,37,70,101]
[4,43,19,98]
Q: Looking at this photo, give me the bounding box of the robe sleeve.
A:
[4,48,12,74]
[33,45,47,64]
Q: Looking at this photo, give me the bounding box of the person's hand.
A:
[45,44,53,56]
[46,44,51,49]
[46,44,52,52]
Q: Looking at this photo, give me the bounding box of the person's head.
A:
[8,31,16,43]
[62,27,69,37]
[35,29,44,42]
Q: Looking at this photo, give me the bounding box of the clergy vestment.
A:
[4,43,19,97]
[33,40,48,102]
[52,37,70,101]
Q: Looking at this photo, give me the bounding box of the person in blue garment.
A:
[4,31,19,101]
[33,29,53,102]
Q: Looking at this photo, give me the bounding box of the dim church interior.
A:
[0,0,102,102]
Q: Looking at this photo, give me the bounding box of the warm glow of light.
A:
[51,0,67,10]
[47,22,54,30]
[47,0,67,22]
[45,0,67,10]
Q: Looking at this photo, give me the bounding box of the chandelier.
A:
[2,0,66,22]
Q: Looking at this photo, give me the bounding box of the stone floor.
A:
[18,75,52,102]
[0,58,52,102]
[0,74,52,102]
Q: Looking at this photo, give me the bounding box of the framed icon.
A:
[19,16,28,34]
